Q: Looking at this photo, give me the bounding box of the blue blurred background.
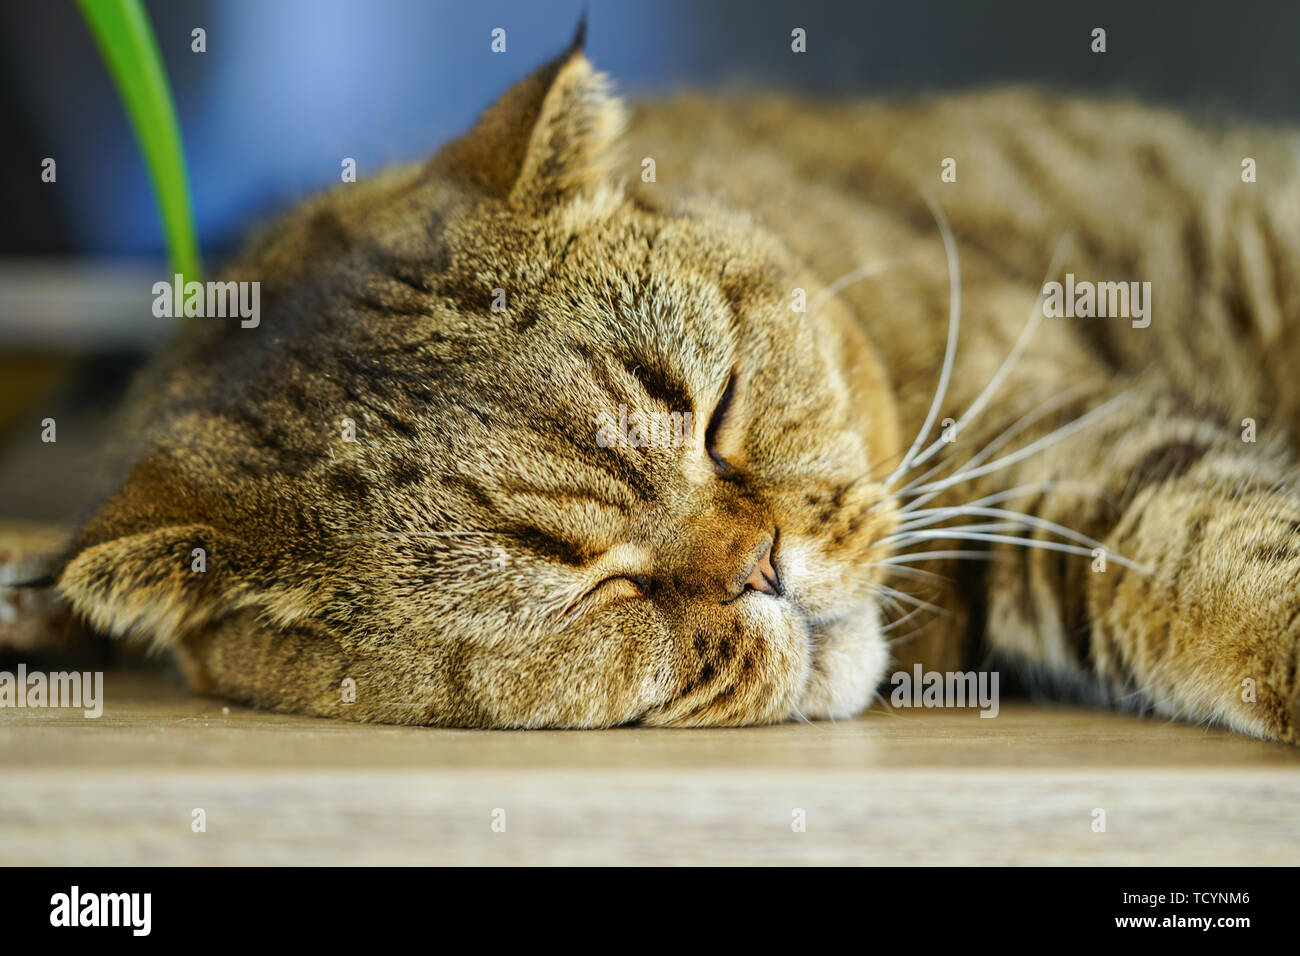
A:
[2,0,1300,515]
[5,0,1300,263]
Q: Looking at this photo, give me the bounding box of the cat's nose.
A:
[742,542,783,597]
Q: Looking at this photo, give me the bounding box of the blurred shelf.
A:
[0,258,173,349]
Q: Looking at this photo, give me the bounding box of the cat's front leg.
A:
[1091,472,1300,742]
[953,384,1300,742]
[175,600,813,729]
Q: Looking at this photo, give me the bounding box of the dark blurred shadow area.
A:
[1,0,1298,520]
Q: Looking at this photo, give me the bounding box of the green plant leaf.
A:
[77,0,202,290]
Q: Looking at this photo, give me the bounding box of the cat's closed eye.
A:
[579,574,653,610]
[705,371,740,477]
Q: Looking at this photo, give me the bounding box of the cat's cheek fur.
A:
[639,599,812,727]
[798,604,888,719]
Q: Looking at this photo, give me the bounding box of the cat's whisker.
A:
[868,387,1092,515]
[879,604,929,634]
[788,702,816,726]
[871,690,905,716]
[332,530,497,541]
[856,441,921,488]
[897,477,1107,518]
[897,392,1134,499]
[877,451,959,511]
[885,625,935,648]
[878,550,997,565]
[883,608,945,647]
[868,585,907,621]
[894,506,1115,553]
[884,192,963,490]
[882,521,1028,545]
[866,562,950,585]
[884,519,1143,572]
[893,385,1094,509]
[882,597,907,621]
[905,234,1075,472]
[810,256,908,314]
[876,584,949,617]
[886,529,1152,573]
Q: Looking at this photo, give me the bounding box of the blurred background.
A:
[2,0,1300,519]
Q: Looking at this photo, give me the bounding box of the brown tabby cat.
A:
[48,29,1300,739]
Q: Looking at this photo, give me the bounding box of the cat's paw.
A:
[1257,599,1300,745]
[1094,481,1300,744]
[0,522,75,654]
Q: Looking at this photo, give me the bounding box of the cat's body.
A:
[50,38,1300,739]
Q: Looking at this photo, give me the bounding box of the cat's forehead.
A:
[432,191,791,366]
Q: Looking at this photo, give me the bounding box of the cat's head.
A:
[56,30,903,726]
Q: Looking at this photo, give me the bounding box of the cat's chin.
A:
[796,602,889,720]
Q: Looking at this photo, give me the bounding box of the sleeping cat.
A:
[48,29,1300,739]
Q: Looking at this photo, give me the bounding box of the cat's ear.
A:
[434,17,625,208]
[55,458,264,648]
[58,524,247,647]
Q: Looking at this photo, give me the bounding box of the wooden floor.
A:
[2,667,1298,865]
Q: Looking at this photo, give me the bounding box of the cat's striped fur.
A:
[49,36,1300,739]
